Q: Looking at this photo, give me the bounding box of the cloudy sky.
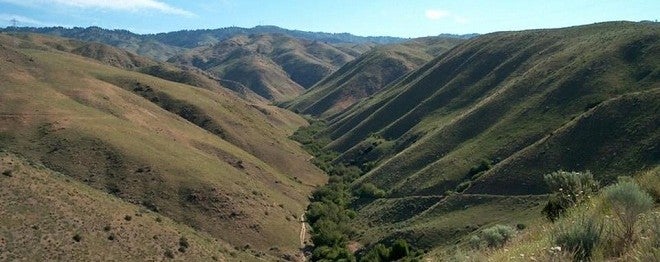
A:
[0,0,657,37]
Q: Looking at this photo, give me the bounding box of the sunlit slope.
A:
[323,22,658,196]
[0,34,325,257]
[286,37,464,117]
[0,152,261,261]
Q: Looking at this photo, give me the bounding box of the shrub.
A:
[164,249,175,259]
[629,211,660,261]
[635,168,659,203]
[356,183,387,199]
[543,171,599,221]
[389,239,410,260]
[312,245,355,261]
[603,180,653,246]
[455,181,471,192]
[481,225,515,248]
[468,235,482,250]
[360,243,390,261]
[553,216,603,261]
[179,236,189,249]
[467,159,492,178]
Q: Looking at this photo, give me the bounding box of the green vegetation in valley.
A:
[293,122,419,261]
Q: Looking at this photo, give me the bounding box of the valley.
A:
[0,20,658,262]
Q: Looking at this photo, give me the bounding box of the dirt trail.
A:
[299,213,306,247]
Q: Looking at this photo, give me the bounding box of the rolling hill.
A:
[285,37,465,117]
[0,151,261,261]
[168,33,365,101]
[0,32,326,259]
[309,21,659,250]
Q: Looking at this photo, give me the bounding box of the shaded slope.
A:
[322,22,658,197]
[300,22,659,251]
[168,33,361,101]
[286,37,464,117]
[0,152,260,261]
[0,33,325,258]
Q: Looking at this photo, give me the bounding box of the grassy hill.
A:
[0,151,262,261]
[0,32,325,259]
[285,37,465,117]
[168,33,365,101]
[303,21,658,252]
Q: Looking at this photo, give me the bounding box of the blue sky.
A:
[0,0,657,37]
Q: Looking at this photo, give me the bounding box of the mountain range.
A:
[0,21,657,261]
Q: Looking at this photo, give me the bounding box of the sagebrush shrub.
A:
[481,225,515,248]
[543,171,600,221]
[603,179,653,245]
[554,216,603,261]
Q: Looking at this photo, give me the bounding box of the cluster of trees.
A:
[293,121,360,260]
[293,121,415,261]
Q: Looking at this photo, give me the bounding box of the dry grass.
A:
[0,152,261,261]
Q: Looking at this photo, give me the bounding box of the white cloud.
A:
[0,0,194,17]
[425,9,468,24]
[425,9,451,20]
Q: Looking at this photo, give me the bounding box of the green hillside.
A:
[285,37,464,117]
[0,32,325,259]
[168,33,365,101]
[301,21,659,254]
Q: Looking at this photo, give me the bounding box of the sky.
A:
[0,0,658,37]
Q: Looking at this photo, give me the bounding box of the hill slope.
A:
[169,33,362,101]
[0,32,325,259]
[309,21,659,249]
[0,152,261,261]
[285,37,465,117]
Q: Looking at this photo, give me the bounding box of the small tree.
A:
[603,179,653,246]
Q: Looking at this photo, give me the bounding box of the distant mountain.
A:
[168,33,368,101]
[1,26,476,102]
[1,25,452,60]
[1,26,184,61]
[285,36,465,117]
[151,25,410,48]
[310,21,658,250]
